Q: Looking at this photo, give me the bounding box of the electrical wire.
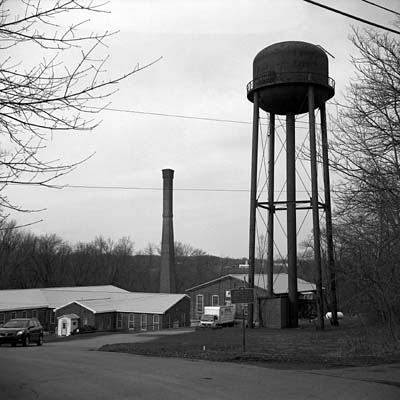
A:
[8,182,322,194]
[303,0,400,35]
[361,0,400,17]
[90,106,253,125]
[93,106,314,127]
[63,185,249,192]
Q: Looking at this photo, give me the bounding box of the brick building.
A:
[0,285,190,334]
[186,273,316,326]
[55,292,190,334]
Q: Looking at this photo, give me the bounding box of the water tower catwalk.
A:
[246,41,338,329]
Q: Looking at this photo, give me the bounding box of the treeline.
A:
[0,220,244,293]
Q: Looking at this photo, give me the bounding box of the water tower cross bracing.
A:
[246,41,338,329]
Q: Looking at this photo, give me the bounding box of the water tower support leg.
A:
[320,104,339,326]
[248,91,259,329]
[308,86,324,330]
[286,112,298,328]
[267,113,275,298]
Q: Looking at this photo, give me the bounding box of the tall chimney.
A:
[160,168,176,293]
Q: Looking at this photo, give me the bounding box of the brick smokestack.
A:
[160,169,176,293]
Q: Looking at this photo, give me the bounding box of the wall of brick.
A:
[95,312,115,331]
[56,302,95,327]
[55,297,191,333]
[259,297,289,328]
[0,307,53,331]
[186,277,268,323]
[163,296,190,329]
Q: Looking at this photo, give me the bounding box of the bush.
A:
[72,325,97,335]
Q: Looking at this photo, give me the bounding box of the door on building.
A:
[61,320,67,336]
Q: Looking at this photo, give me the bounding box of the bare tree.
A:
[140,242,159,256]
[174,241,207,257]
[330,28,400,336]
[0,0,158,215]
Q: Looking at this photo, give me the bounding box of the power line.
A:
[8,182,319,194]
[361,0,400,17]
[64,184,249,192]
[91,106,252,125]
[303,0,400,35]
[94,106,313,127]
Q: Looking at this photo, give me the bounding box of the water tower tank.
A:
[247,41,335,115]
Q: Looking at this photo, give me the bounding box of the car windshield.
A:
[3,320,29,328]
[201,315,215,321]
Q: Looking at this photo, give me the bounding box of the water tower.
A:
[246,41,337,329]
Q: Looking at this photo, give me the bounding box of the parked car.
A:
[0,318,44,347]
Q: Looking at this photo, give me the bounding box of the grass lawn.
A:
[99,318,400,369]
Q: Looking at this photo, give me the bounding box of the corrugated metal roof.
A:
[0,285,189,315]
[229,274,316,293]
[186,273,315,293]
[62,293,189,314]
[0,285,130,311]
[112,293,188,314]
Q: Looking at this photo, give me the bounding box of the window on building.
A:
[153,315,160,331]
[181,312,186,326]
[11,312,16,319]
[107,317,111,329]
[196,294,204,313]
[0,313,5,325]
[99,319,104,330]
[32,310,38,318]
[141,314,147,331]
[128,313,134,329]
[117,313,123,329]
[50,311,55,324]
[22,311,27,318]
[212,295,219,306]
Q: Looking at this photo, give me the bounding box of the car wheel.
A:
[37,335,43,346]
[22,335,29,347]
[11,343,17,347]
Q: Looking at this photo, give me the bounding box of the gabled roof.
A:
[112,293,188,314]
[56,293,189,314]
[0,285,130,312]
[186,273,315,294]
[230,274,316,293]
[57,313,80,320]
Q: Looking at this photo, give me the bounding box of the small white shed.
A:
[57,314,80,336]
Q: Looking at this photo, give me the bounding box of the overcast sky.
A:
[7,0,399,258]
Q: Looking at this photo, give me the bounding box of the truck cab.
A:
[199,306,235,328]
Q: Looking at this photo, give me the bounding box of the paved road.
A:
[0,331,399,400]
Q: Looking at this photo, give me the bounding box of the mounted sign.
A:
[230,287,254,304]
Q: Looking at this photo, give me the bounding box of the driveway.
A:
[45,328,193,350]
[0,329,399,400]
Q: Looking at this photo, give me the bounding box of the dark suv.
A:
[0,318,44,347]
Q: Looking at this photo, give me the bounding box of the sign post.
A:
[230,287,254,353]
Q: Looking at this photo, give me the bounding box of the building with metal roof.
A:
[0,285,130,312]
[186,273,316,324]
[0,285,190,334]
[187,274,315,294]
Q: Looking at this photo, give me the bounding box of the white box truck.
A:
[199,305,235,328]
